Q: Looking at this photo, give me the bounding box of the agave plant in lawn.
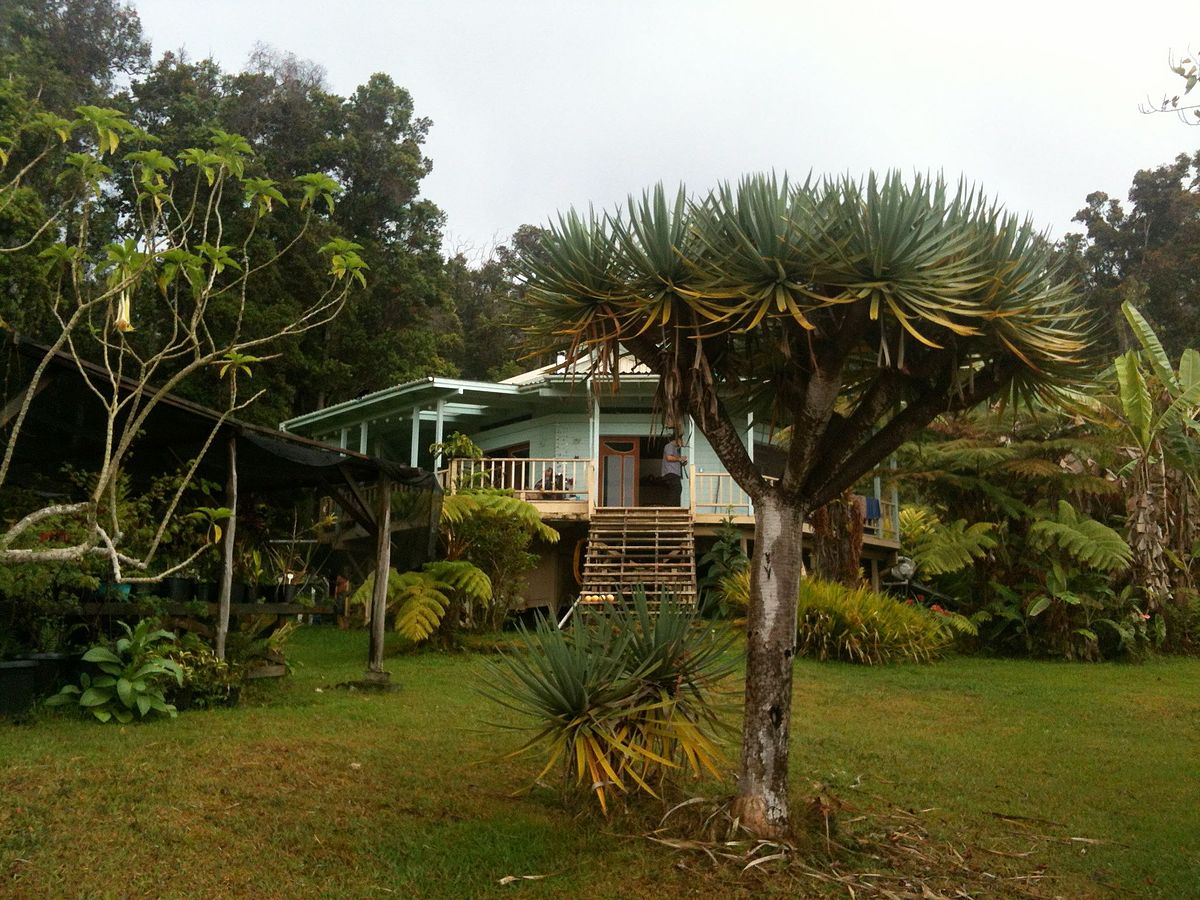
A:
[47,619,183,723]
[486,593,737,814]
[615,591,739,790]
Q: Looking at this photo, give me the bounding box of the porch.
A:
[436,457,901,546]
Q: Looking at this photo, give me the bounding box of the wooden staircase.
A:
[575,507,697,615]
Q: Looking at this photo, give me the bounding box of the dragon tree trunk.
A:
[732,491,804,837]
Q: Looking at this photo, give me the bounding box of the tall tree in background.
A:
[129,49,458,419]
[1066,153,1200,359]
[520,175,1090,836]
[1,4,467,423]
[447,225,550,381]
[0,0,148,110]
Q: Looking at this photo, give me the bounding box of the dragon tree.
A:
[517,173,1092,836]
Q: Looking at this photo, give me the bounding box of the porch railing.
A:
[439,457,592,505]
[692,471,753,518]
[692,471,900,543]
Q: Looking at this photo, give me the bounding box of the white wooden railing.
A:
[439,457,591,505]
[431,459,899,542]
[692,471,753,518]
[691,471,900,542]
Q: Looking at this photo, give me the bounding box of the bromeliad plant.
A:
[485,592,737,814]
[46,619,182,723]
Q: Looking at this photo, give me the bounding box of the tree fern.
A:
[901,507,997,577]
[423,559,492,605]
[1028,501,1132,573]
[349,569,454,642]
[441,490,560,544]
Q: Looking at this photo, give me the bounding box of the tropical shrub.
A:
[486,592,737,813]
[224,614,299,672]
[892,406,1158,658]
[794,579,973,664]
[46,620,182,723]
[439,488,559,632]
[696,517,748,617]
[166,635,241,709]
[720,572,971,663]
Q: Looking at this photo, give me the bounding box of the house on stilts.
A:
[280,355,900,616]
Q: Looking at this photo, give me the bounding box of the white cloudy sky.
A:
[134,0,1197,258]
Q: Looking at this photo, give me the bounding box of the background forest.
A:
[4,2,1199,424]
[0,0,538,428]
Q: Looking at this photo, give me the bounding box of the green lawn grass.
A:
[1,628,1197,898]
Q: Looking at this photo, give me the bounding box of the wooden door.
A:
[599,437,639,507]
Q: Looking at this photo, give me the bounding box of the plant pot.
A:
[246,663,287,679]
[98,582,132,601]
[20,652,73,697]
[228,582,247,604]
[275,584,299,604]
[244,583,261,603]
[166,577,193,603]
[0,660,38,718]
[193,581,218,603]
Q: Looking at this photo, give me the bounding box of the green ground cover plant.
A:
[1,627,1197,898]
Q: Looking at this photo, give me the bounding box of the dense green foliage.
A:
[0,2,536,427]
[1066,151,1200,358]
[720,572,969,664]
[46,619,182,723]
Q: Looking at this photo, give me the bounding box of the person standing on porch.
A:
[662,434,688,507]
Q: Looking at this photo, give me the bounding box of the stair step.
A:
[579,506,697,612]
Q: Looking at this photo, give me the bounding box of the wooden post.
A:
[409,406,421,466]
[366,477,392,680]
[215,434,238,660]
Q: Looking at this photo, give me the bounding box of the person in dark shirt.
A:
[661,434,688,506]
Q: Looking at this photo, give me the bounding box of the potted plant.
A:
[268,545,309,603]
[0,659,38,717]
[239,548,267,602]
[0,559,92,697]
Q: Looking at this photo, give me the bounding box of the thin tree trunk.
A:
[732,491,804,837]
[367,479,392,679]
[811,489,864,586]
[215,435,237,660]
[1129,458,1171,611]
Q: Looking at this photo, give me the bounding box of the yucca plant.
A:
[606,592,738,786]
[485,594,738,813]
[485,615,653,813]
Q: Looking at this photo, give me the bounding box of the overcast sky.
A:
[134,0,1197,259]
